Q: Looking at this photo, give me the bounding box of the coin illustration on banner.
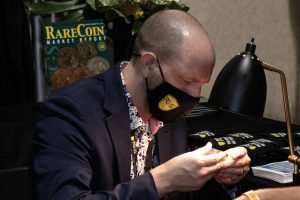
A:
[56,47,79,69]
[73,66,94,81]
[51,68,76,91]
[87,56,110,75]
[75,41,98,66]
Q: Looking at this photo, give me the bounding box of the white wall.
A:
[182,0,300,124]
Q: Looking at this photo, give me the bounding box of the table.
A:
[186,104,300,189]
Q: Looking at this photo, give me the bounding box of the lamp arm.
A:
[262,62,300,177]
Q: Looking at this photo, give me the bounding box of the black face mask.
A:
[146,59,200,123]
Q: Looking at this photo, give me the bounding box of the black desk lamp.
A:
[209,38,267,117]
[209,38,300,184]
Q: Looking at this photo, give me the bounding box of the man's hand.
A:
[150,142,235,198]
[214,147,251,186]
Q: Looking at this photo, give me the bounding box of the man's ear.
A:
[139,52,157,78]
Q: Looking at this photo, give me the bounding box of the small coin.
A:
[87,56,110,75]
[75,41,98,65]
[56,47,79,69]
[51,68,76,90]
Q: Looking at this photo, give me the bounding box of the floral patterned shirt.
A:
[120,62,163,179]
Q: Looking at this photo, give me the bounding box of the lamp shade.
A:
[209,39,267,117]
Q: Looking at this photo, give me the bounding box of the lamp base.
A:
[293,173,300,185]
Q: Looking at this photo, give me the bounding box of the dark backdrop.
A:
[0,0,35,105]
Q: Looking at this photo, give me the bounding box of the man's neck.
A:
[122,62,151,122]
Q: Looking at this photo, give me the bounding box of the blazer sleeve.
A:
[31,93,159,200]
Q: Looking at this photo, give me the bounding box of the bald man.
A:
[32,10,250,200]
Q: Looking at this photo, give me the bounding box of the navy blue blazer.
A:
[32,64,189,200]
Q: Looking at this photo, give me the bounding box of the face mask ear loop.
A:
[146,57,165,90]
[156,59,166,81]
[145,78,149,90]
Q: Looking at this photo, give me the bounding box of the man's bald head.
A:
[133,9,215,69]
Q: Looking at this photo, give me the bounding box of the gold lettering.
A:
[46,23,105,40]
[164,97,176,108]
[55,30,63,39]
[94,26,104,35]
[45,26,55,39]
[70,28,78,38]
[62,29,71,38]
[77,24,85,37]
[85,27,93,36]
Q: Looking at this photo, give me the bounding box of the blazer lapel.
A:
[157,126,172,164]
[157,121,187,164]
[106,108,131,182]
[103,64,132,182]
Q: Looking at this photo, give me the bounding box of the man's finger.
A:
[225,147,247,160]
[199,151,228,167]
[216,167,244,176]
[193,142,213,156]
[200,162,227,176]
